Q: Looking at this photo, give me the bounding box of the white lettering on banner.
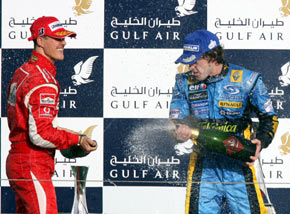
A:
[110,31,180,40]
[110,169,148,179]
[277,100,284,110]
[154,31,180,40]
[154,170,179,179]
[109,169,180,179]
[110,100,170,110]
[110,17,181,28]
[60,100,77,109]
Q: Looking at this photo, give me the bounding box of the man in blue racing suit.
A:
[169,30,278,214]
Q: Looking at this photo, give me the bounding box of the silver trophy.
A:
[71,165,89,214]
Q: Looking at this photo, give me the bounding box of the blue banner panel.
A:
[225,49,290,118]
[104,0,207,48]
[103,118,189,186]
[1,49,103,117]
[1,186,102,213]
[1,49,31,117]
[55,49,103,117]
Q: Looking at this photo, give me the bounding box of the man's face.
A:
[188,57,213,81]
[39,36,66,63]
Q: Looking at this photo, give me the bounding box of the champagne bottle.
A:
[190,128,256,162]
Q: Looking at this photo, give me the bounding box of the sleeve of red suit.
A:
[25,83,79,150]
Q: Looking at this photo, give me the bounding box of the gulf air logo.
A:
[175,0,198,17]
[280,131,290,155]
[280,0,290,17]
[223,136,244,155]
[73,0,94,16]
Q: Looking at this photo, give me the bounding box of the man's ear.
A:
[36,37,44,48]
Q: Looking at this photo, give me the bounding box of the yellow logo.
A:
[54,31,72,36]
[280,0,290,17]
[73,0,93,16]
[31,55,38,62]
[230,70,243,82]
[280,131,290,155]
[218,101,243,108]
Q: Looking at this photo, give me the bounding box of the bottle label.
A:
[223,136,244,155]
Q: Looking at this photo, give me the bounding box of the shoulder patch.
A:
[230,70,243,82]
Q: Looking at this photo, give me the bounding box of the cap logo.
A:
[38,27,45,36]
[208,40,217,49]
[48,21,63,32]
[184,44,199,52]
[182,55,196,63]
[54,31,71,36]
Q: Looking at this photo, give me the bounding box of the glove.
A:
[174,139,194,156]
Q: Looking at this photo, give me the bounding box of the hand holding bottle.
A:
[79,135,97,152]
[245,139,261,166]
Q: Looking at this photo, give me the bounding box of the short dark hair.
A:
[32,36,48,49]
[202,45,225,64]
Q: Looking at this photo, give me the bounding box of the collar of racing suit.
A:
[204,62,229,84]
[29,50,57,77]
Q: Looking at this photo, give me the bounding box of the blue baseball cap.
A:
[175,30,220,65]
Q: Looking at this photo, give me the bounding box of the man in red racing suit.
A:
[6,16,97,213]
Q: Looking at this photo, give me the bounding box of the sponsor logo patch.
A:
[39,106,55,118]
[230,70,243,82]
[169,108,180,119]
[218,101,243,108]
[194,108,209,115]
[184,44,199,52]
[38,28,45,36]
[54,31,72,36]
[188,83,207,91]
[223,85,240,95]
[264,99,273,112]
[48,21,63,31]
[191,101,209,108]
[189,91,208,101]
[182,55,196,63]
[40,93,56,105]
[219,110,241,116]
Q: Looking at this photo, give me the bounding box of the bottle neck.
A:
[191,128,200,139]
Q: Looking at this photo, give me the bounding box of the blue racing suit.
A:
[169,63,278,214]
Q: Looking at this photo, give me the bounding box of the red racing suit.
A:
[6,51,79,214]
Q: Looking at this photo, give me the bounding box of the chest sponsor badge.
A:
[39,106,55,118]
[40,93,56,105]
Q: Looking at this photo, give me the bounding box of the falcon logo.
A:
[71,56,98,86]
[73,0,93,16]
[280,0,290,17]
[280,131,290,155]
[279,61,290,86]
[175,0,198,17]
[223,136,244,155]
